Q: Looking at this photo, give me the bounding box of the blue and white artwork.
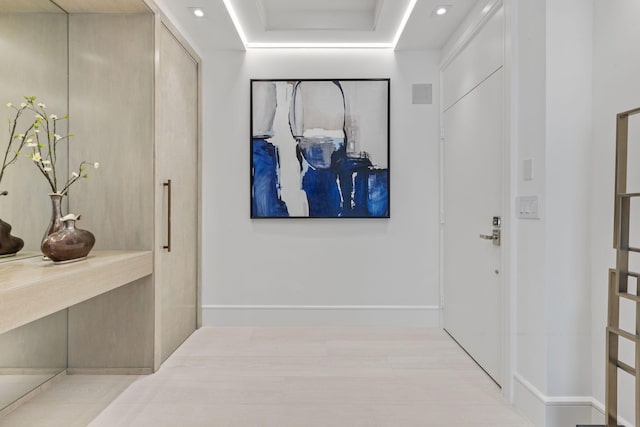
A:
[251,79,390,218]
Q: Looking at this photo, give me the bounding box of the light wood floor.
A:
[0,327,533,426]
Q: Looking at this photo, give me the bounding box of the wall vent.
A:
[412,83,432,105]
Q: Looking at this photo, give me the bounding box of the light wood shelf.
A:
[0,251,152,335]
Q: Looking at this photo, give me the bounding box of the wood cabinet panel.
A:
[66,11,200,372]
[68,13,154,251]
[156,24,199,363]
[68,276,154,371]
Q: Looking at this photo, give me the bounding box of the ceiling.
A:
[141,0,477,52]
[1,0,478,51]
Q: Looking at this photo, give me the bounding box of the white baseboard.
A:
[202,305,441,327]
[513,373,632,427]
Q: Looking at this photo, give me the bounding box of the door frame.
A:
[438,0,518,402]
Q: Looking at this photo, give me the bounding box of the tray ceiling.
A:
[224,0,414,47]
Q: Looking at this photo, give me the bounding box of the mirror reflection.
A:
[0,0,68,259]
[0,0,69,412]
[0,311,68,411]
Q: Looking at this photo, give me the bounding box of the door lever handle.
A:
[479,229,501,246]
[479,234,497,240]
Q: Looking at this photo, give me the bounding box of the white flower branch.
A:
[1,96,36,194]
[22,97,96,195]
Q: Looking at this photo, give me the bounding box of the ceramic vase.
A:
[41,193,64,251]
[41,214,95,263]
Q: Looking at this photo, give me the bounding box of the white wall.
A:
[544,0,593,398]
[513,0,548,401]
[201,49,442,326]
[513,0,596,424]
[591,1,640,424]
[512,1,640,425]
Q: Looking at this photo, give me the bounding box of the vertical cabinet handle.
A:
[163,179,172,252]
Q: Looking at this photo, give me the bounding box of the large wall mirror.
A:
[0,0,69,413]
[0,0,69,260]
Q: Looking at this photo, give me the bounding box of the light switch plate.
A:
[523,159,534,181]
[517,195,540,219]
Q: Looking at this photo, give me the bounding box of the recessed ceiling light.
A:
[433,5,452,16]
[191,7,204,18]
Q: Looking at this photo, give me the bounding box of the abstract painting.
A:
[251,79,390,218]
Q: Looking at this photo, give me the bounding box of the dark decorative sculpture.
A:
[0,217,24,257]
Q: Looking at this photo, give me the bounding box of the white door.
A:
[443,67,504,385]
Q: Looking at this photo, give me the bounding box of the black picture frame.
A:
[250,78,390,219]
